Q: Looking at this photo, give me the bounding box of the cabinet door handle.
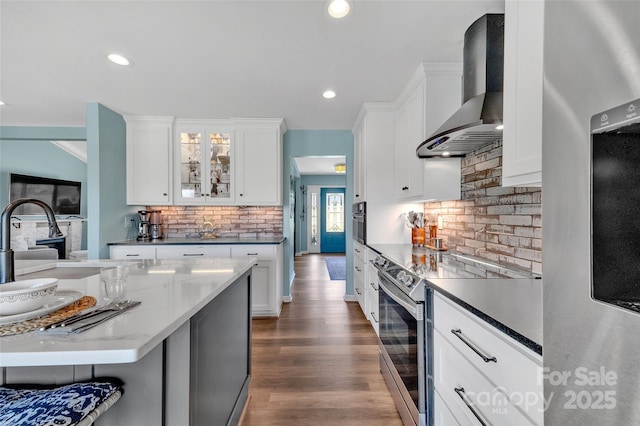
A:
[451,328,497,363]
[355,248,361,253]
[369,282,377,291]
[239,193,244,197]
[355,266,362,272]
[454,387,487,426]
[246,253,258,256]
[162,193,168,196]
[183,253,204,257]
[355,194,360,198]
[370,312,378,323]
[126,253,140,257]
[355,288,362,295]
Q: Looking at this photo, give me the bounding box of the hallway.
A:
[241,254,403,425]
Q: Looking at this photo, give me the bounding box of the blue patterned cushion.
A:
[0,381,121,426]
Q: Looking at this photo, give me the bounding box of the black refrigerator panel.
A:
[591,99,640,312]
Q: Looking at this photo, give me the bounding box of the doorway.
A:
[320,187,345,253]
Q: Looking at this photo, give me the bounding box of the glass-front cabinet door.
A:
[175,124,234,205]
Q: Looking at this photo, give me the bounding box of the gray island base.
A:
[0,258,254,426]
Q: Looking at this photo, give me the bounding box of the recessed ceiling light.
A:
[108,53,132,66]
[441,151,451,157]
[495,124,504,130]
[323,90,336,99]
[334,163,346,173]
[0,100,5,106]
[328,0,351,18]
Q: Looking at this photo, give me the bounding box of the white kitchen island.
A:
[0,257,255,426]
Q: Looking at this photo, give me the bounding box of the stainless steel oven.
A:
[374,256,433,426]
[352,202,366,245]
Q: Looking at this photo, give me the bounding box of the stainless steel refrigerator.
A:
[543,1,640,424]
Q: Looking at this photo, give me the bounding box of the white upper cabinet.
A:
[172,118,285,206]
[125,116,173,205]
[395,63,463,202]
[502,0,544,187]
[233,118,285,205]
[173,120,235,205]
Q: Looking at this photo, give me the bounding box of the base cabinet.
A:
[231,244,283,317]
[110,243,283,317]
[366,249,379,336]
[433,293,543,425]
[353,241,367,315]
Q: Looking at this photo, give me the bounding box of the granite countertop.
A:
[0,257,255,367]
[369,243,543,355]
[108,236,285,246]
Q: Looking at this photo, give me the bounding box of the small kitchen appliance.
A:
[148,210,162,240]
[352,202,366,245]
[137,210,150,240]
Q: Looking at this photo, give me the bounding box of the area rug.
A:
[325,256,346,280]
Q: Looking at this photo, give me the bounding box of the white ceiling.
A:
[0,0,504,130]
[295,155,346,175]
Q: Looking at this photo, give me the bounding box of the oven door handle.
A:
[378,280,420,320]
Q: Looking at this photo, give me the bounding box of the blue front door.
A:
[320,188,346,253]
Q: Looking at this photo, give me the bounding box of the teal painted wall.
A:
[86,103,140,258]
[0,127,88,248]
[283,130,354,299]
[296,174,347,253]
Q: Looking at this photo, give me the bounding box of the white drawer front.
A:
[156,245,231,259]
[435,331,539,426]
[434,293,542,424]
[110,246,156,260]
[434,388,461,426]
[353,241,366,262]
[231,245,275,261]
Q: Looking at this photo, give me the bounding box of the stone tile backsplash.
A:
[147,205,283,239]
[424,141,542,274]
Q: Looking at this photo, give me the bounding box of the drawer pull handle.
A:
[183,253,204,257]
[451,328,497,363]
[126,254,140,257]
[355,248,361,253]
[454,387,487,426]
[370,312,378,323]
[247,253,258,256]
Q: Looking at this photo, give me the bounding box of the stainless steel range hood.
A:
[417,14,504,158]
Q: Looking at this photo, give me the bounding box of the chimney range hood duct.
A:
[417,14,504,158]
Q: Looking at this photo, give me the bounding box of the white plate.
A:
[0,290,84,326]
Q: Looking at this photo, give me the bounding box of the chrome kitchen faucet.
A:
[0,198,63,284]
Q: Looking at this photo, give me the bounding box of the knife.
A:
[40,301,141,333]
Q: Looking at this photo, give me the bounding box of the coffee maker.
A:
[149,210,162,240]
[137,210,150,240]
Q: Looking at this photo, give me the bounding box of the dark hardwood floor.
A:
[241,253,403,425]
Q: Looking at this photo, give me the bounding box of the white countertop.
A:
[0,257,255,367]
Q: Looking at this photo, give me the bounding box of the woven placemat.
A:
[0,296,97,336]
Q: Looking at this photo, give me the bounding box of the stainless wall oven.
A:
[374,256,433,426]
[352,202,366,245]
